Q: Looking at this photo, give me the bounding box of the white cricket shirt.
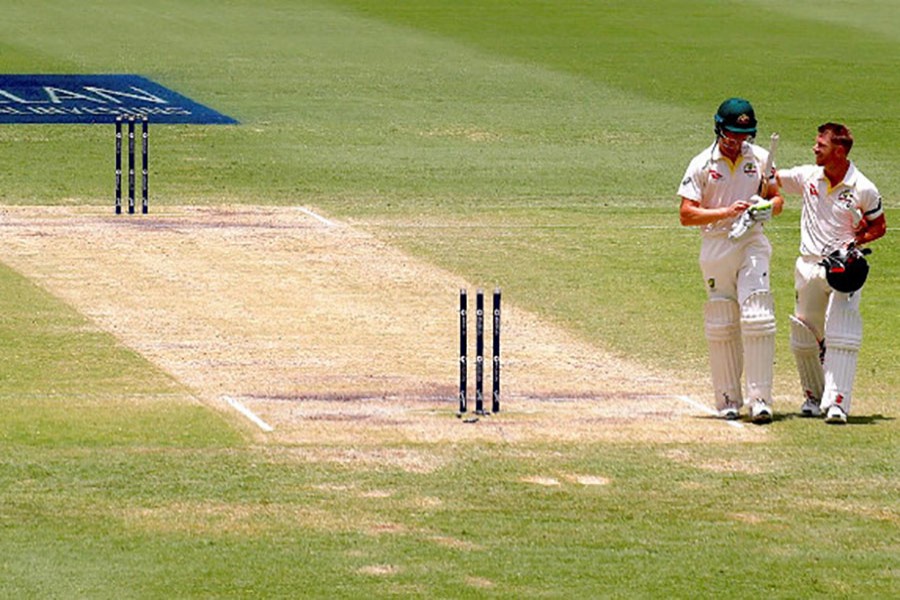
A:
[778,163,883,257]
[678,141,772,235]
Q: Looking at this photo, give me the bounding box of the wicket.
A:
[458,287,501,415]
[115,115,149,214]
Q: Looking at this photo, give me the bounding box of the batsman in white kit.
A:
[777,123,886,424]
[678,98,784,423]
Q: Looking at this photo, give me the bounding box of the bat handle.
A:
[759,132,779,197]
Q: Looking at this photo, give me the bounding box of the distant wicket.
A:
[115,115,149,214]
[458,287,501,415]
[459,289,468,413]
[492,288,501,413]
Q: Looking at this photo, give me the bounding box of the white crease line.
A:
[297,207,336,228]
[223,396,274,432]
[675,395,744,429]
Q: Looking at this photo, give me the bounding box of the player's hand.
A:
[728,200,752,217]
[728,195,772,240]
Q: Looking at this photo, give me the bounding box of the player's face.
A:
[718,129,749,159]
[814,132,837,166]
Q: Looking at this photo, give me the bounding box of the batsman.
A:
[777,123,886,424]
[678,98,784,423]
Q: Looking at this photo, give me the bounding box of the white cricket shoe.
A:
[825,405,847,425]
[750,399,773,424]
[718,404,740,420]
[800,398,822,418]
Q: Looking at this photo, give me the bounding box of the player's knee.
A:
[704,298,740,341]
[789,315,820,353]
[740,291,776,336]
[825,304,863,351]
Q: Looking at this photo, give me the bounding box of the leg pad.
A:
[790,315,824,404]
[704,299,743,409]
[822,297,863,414]
[741,291,775,402]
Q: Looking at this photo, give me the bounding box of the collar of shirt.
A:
[818,162,858,192]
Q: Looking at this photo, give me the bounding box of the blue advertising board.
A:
[0,75,238,124]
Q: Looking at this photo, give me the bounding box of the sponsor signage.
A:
[0,74,238,124]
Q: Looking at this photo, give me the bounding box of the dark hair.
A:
[818,122,853,154]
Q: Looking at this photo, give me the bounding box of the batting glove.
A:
[747,195,774,223]
[728,210,753,240]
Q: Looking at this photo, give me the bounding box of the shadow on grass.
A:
[691,413,894,426]
[770,413,894,425]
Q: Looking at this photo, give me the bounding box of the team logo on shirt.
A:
[808,183,819,197]
[743,163,758,176]
[838,190,856,208]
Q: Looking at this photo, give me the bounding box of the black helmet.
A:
[820,245,871,293]
[715,98,758,136]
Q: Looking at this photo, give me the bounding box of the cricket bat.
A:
[759,132,779,197]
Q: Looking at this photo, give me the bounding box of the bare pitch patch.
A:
[0,205,728,443]
[357,565,400,576]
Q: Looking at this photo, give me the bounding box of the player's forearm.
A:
[680,197,758,227]
[855,215,886,246]
[769,193,784,216]
[679,203,732,226]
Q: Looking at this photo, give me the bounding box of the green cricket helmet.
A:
[714,97,758,136]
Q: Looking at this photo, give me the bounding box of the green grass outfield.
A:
[1,1,897,597]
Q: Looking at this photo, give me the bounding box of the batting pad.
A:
[704,298,743,409]
[789,315,824,403]
[740,291,776,402]
[822,297,863,413]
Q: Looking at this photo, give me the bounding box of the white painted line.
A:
[675,395,744,429]
[223,396,274,432]
[298,207,336,228]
